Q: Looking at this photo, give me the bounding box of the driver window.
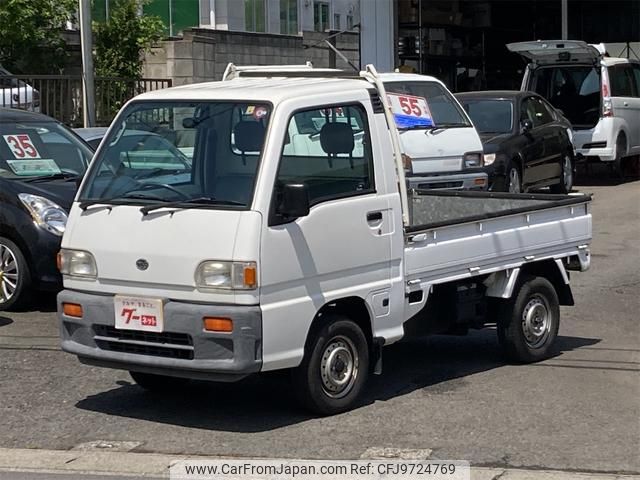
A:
[276,103,374,206]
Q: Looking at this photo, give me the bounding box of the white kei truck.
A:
[57,65,592,415]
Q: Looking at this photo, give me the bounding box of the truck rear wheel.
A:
[497,276,560,363]
[129,371,190,392]
[292,315,369,415]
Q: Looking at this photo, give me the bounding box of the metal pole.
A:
[561,0,568,39]
[79,0,96,127]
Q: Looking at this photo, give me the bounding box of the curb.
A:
[0,448,637,480]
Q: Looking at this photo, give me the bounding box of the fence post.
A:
[79,0,96,127]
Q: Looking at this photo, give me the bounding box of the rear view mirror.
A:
[277,183,310,219]
[521,119,533,133]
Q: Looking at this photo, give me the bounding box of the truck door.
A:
[259,101,392,370]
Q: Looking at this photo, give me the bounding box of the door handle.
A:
[367,211,383,222]
[623,101,629,107]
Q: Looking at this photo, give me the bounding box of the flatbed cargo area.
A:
[407,189,592,232]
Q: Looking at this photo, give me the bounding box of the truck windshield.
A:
[79,101,272,208]
[385,81,470,128]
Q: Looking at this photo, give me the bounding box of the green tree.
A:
[0,0,76,73]
[93,0,164,79]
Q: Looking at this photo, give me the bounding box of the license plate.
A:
[114,296,164,333]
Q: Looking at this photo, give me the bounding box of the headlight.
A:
[483,153,497,166]
[195,261,257,290]
[57,249,97,278]
[463,152,483,168]
[18,193,68,236]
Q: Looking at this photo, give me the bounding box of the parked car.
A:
[0,66,40,112]
[507,40,640,175]
[456,90,575,193]
[0,108,93,310]
[75,127,195,161]
[73,127,108,150]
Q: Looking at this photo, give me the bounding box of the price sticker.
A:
[387,93,435,128]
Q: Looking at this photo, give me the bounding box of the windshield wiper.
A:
[79,193,166,211]
[21,172,79,183]
[140,196,244,215]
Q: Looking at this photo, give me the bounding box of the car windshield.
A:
[384,80,471,128]
[0,121,92,179]
[80,101,272,208]
[460,99,514,134]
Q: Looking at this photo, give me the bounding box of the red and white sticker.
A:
[3,134,41,159]
[114,296,164,333]
[387,94,432,119]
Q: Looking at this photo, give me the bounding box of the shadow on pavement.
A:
[0,316,13,327]
[574,156,640,187]
[75,330,600,433]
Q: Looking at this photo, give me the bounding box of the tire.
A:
[497,275,560,363]
[0,237,32,311]
[550,153,574,194]
[129,371,191,392]
[292,315,369,415]
[506,164,522,193]
[613,134,626,178]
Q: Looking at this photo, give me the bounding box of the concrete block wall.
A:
[143,28,360,86]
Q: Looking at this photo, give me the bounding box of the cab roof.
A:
[135,76,374,103]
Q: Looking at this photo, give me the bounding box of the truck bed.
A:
[404,190,592,286]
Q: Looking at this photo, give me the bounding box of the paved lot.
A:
[0,173,638,477]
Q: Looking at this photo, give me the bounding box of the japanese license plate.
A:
[114,296,164,333]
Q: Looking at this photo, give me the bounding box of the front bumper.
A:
[406,171,488,191]
[58,290,262,382]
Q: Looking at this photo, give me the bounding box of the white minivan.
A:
[508,40,640,175]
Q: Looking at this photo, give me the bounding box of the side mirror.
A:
[521,119,533,133]
[277,183,310,219]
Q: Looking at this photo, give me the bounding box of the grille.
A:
[417,181,464,190]
[93,325,194,360]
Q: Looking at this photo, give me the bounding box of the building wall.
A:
[143,28,360,86]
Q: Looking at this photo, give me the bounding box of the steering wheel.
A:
[135,182,190,200]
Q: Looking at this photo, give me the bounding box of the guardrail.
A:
[0,75,172,127]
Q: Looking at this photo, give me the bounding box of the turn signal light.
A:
[474,178,487,186]
[203,317,233,333]
[63,303,83,318]
[243,266,257,288]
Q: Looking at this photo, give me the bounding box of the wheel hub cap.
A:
[320,336,358,399]
[0,244,19,303]
[522,296,551,348]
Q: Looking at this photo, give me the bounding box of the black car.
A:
[455,91,574,193]
[0,108,93,310]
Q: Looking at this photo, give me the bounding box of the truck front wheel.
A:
[292,315,369,415]
[497,276,560,363]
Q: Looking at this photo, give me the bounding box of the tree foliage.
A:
[93,0,164,79]
[0,0,76,73]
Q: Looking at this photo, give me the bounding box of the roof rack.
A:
[221,62,410,225]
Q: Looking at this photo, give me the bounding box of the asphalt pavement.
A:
[0,172,638,479]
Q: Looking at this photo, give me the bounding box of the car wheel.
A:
[506,164,522,193]
[613,134,626,178]
[292,315,369,415]
[497,275,560,363]
[129,371,191,391]
[0,237,31,311]
[550,154,573,194]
